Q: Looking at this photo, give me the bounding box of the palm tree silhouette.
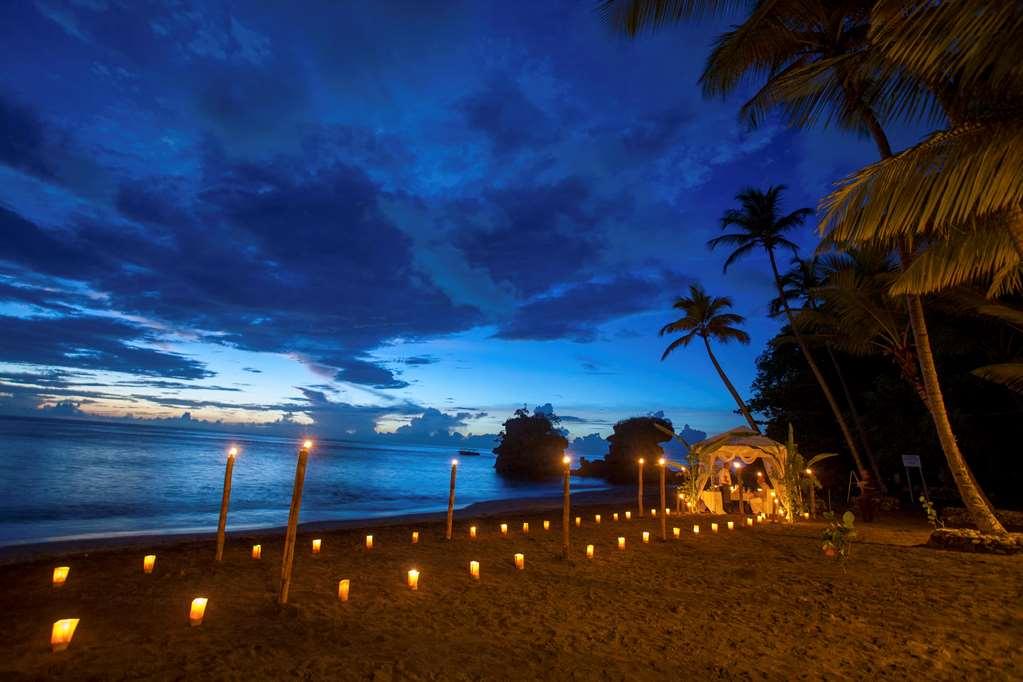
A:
[660,283,760,433]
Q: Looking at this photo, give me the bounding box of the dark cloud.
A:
[0,94,52,177]
[0,314,212,379]
[459,73,558,157]
[332,358,409,390]
[401,355,438,366]
[495,271,690,342]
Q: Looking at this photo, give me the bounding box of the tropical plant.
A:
[821,510,857,559]
[709,186,870,482]
[920,495,942,530]
[607,0,1008,534]
[660,283,760,432]
[777,423,838,520]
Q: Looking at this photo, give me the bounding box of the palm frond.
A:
[971,363,1023,394]
[598,0,751,35]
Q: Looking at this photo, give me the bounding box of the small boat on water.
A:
[458,449,481,457]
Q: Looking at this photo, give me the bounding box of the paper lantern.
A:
[727,521,735,530]
[470,525,477,539]
[407,569,420,590]
[522,522,529,534]
[613,513,619,521]
[312,538,322,554]
[575,516,581,527]
[665,508,671,516]
[143,555,156,574]
[693,525,700,534]
[500,523,508,536]
[711,523,719,533]
[617,537,626,550]
[411,531,419,544]
[252,544,262,559]
[642,531,650,544]
[625,511,632,521]
[52,566,69,588]
[50,618,79,652]
[803,512,810,519]
[746,517,754,527]
[514,553,525,570]
[189,597,208,627]
[595,514,601,524]
[338,579,350,602]
[469,560,480,580]
[650,508,657,517]
[586,544,594,559]
[673,527,680,539]
[543,520,550,531]
[365,535,373,549]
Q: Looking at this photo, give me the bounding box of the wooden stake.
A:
[658,458,667,541]
[278,440,311,605]
[809,477,816,517]
[561,455,571,560]
[446,459,458,540]
[638,458,645,516]
[215,447,237,562]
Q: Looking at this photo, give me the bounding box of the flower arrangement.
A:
[821,511,856,559]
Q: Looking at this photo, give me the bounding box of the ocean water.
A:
[0,416,605,546]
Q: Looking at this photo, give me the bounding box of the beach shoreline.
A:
[0,486,632,565]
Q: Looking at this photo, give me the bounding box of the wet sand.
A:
[1,498,1020,680]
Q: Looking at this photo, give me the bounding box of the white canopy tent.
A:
[688,427,791,518]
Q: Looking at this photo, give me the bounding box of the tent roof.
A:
[689,427,785,460]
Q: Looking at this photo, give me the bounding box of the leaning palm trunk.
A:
[767,250,868,479]
[863,109,1006,534]
[905,293,1005,534]
[702,335,761,433]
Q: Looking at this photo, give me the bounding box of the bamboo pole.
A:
[658,458,667,541]
[278,440,312,605]
[637,458,645,517]
[446,459,458,540]
[808,470,816,517]
[562,455,571,560]
[214,446,238,562]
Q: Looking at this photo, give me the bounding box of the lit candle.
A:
[252,544,262,559]
[727,521,734,530]
[50,618,79,652]
[338,579,350,602]
[642,531,650,544]
[575,516,581,527]
[469,560,480,580]
[711,523,719,533]
[189,597,208,627]
[312,538,322,554]
[365,535,373,549]
[407,569,420,590]
[411,531,419,544]
[693,524,700,534]
[665,508,671,516]
[803,512,810,520]
[617,536,626,550]
[625,511,632,521]
[500,523,508,536]
[470,525,477,539]
[586,544,594,559]
[143,555,156,574]
[543,520,550,531]
[514,553,525,570]
[613,512,619,521]
[747,517,754,527]
[52,566,69,588]
[673,527,680,539]
[522,522,529,534]
[651,508,657,517]
[595,514,601,524]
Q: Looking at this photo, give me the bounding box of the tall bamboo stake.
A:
[658,458,667,541]
[808,469,816,517]
[637,458,645,517]
[561,455,571,560]
[215,446,238,562]
[278,440,312,605]
[446,459,458,540]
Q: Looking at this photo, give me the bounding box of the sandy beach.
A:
[1,493,1020,681]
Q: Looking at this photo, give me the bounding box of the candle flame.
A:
[658,457,665,466]
[228,446,238,458]
[302,439,313,450]
[451,459,459,467]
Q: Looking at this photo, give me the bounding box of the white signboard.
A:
[901,454,921,468]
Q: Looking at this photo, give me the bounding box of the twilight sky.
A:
[0,0,894,445]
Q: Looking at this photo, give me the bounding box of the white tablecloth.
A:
[699,490,724,514]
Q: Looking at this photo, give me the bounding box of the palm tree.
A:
[773,256,883,489]
[708,186,869,481]
[660,284,760,433]
[606,0,1007,534]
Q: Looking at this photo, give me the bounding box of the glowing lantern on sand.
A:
[338,579,350,602]
[617,537,626,550]
[143,555,156,574]
[469,561,480,580]
[50,619,79,652]
[514,553,525,570]
[586,544,594,559]
[52,566,69,588]
[252,544,262,559]
[407,569,420,590]
[189,598,208,627]
[312,538,322,554]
